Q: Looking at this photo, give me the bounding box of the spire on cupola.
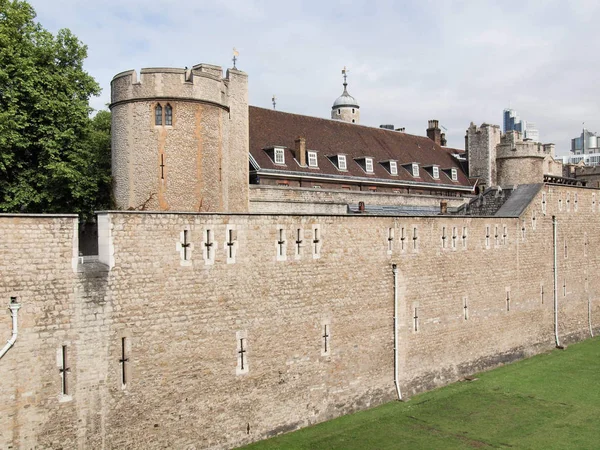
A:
[331,66,360,124]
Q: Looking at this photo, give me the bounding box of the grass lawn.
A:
[242,337,600,449]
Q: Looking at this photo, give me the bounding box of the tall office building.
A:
[571,129,600,155]
[503,108,539,142]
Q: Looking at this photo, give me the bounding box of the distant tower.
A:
[331,67,360,124]
[110,62,249,213]
[466,122,502,189]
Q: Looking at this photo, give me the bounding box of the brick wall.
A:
[1,184,599,449]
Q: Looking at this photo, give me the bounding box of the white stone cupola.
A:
[331,67,360,124]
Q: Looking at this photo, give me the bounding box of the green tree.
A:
[0,0,110,219]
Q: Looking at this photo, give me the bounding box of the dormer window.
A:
[412,163,419,177]
[364,158,373,173]
[308,151,318,168]
[432,166,439,179]
[451,168,458,181]
[338,155,347,170]
[274,148,285,164]
[390,161,398,175]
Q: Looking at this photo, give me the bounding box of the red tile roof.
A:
[249,106,472,189]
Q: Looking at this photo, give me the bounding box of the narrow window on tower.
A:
[462,226,468,249]
[236,331,249,375]
[387,227,394,254]
[321,320,331,356]
[165,104,173,126]
[295,228,303,258]
[463,296,469,320]
[154,104,162,126]
[485,225,490,249]
[564,238,568,259]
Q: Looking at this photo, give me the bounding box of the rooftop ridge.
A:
[248,105,450,149]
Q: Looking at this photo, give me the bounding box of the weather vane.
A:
[233,48,239,69]
[342,66,349,86]
[272,95,276,110]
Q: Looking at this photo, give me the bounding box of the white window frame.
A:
[308,151,318,168]
[338,155,347,170]
[274,148,285,165]
[390,161,398,175]
[365,158,374,173]
[412,163,419,177]
[451,168,458,181]
[432,166,439,179]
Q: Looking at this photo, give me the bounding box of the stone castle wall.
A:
[249,185,469,214]
[1,184,599,449]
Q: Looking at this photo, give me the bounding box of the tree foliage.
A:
[0,0,110,219]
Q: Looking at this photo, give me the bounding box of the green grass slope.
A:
[242,337,600,449]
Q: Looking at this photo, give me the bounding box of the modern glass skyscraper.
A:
[503,108,539,142]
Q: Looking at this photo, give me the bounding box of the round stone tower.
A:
[496,131,546,186]
[331,68,360,124]
[110,63,249,213]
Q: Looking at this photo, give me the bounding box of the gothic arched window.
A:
[165,104,173,126]
[155,104,163,126]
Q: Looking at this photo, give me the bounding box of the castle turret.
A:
[110,63,249,213]
[331,67,360,124]
[496,131,546,186]
[466,122,501,189]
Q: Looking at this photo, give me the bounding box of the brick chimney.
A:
[427,120,442,146]
[294,137,306,167]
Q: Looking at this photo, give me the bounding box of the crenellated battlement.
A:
[497,131,547,160]
[110,64,240,108]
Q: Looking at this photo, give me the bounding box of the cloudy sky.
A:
[30,0,600,154]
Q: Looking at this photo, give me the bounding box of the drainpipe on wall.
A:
[552,216,561,348]
[392,264,403,401]
[588,294,594,338]
[0,297,22,360]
